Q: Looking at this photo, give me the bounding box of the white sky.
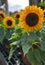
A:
[8,0,29,7]
[8,0,29,12]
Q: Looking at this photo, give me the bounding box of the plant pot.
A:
[19,46,31,65]
[22,54,31,65]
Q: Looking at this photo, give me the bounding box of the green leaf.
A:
[22,41,32,55]
[29,32,38,43]
[33,49,41,62]
[10,40,20,46]
[2,38,10,45]
[0,27,6,42]
[41,41,45,51]
[41,32,45,41]
[8,45,17,60]
[36,31,41,37]
[15,19,19,24]
[21,33,32,55]
[15,28,22,36]
[5,28,15,39]
[38,2,45,8]
[40,51,45,64]
[21,33,28,42]
[9,34,20,43]
[26,49,42,65]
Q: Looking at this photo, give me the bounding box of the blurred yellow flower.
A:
[4,16,15,28]
[0,11,5,20]
[14,12,20,20]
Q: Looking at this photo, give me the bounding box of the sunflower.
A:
[14,12,20,20]
[4,16,15,28]
[0,11,5,20]
[19,5,44,32]
[43,9,45,21]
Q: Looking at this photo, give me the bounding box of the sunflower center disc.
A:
[16,15,20,18]
[7,20,12,26]
[26,13,39,26]
[0,14,4,18]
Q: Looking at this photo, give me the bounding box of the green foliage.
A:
[26,49,43,65]
[5,28,15,39]
[0,27,6,42]
[21,33,32,55]
[38,2,45,9]
[41,41,45,51]
[8,40,20,60]
[8,45,17,60]
[7,23,45,65]
[0,9,45,65]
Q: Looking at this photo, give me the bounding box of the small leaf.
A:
[26,49,42,65]
[41,32,45,41]
[8,45,17,60]
[10,40,20,46]
[33,49,41,62]
[22,41,32,55]
[41,51,45,64]
[41,41,45,51]
[29,32,38,43]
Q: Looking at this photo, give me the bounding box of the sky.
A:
[8,0,29,12]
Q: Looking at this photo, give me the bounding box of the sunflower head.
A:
[4,16,15,28]
[14,12,20,20]
[19,5,44,32]
[43,9,45,21]
[0,10,5,20]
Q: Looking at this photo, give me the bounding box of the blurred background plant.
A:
[38,2,45,9]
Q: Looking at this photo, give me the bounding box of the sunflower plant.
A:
[13,12,20,24]
[0,5,45,65]
[8,5,45,65]
[0,10,16,45]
